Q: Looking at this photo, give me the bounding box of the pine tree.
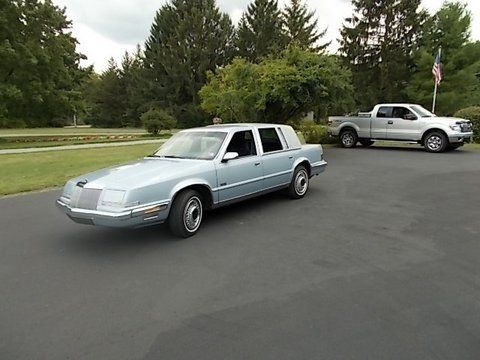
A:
[236,0,286,62]
[283,0,328,51]
[144,0,235,127]
[406,3,480,115]
[340,0,427,108]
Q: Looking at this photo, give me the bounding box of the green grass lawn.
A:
[0,127,149,137]
[0,134,169,150]
[0,143,160,195]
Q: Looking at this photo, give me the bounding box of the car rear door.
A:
[258,127,294,190]
[216,130,264,203]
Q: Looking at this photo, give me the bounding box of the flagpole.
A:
[432,47,441,113]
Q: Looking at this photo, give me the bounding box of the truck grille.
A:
[70,187,102,210]
[460,123,472,132]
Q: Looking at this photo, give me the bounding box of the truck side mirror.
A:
[404,113,417,120]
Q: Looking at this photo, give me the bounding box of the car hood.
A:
[73,157,209,190]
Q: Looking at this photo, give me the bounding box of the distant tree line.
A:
[0,0,479,129]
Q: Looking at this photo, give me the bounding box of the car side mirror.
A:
[404,113,417,120]
[222,152,239,162]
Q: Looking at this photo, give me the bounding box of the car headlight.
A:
[101,189,126,207]
[450,124,461,131]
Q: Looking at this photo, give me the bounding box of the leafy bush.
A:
[297,119,336,144]
[141,108,176,135]
[454,106,480,142]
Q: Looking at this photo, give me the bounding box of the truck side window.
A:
[259,128,283,153]
[392,107,415,120]
[377,106,392,118]
[226,130,257,157]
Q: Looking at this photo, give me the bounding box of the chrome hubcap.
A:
[427,135,442,151]
[183,196,202,232]
[342,133,354,146]
[295,169,309,196]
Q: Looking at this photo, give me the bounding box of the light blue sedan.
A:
[57,124,327,237]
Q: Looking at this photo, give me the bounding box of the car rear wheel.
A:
[424,131,448,153]
[169,190,203,238]
[288,166,309,199]
[340,129,358,148]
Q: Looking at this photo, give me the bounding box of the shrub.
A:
[454,106,480,143]
[141,108,176,135]
[297,119,336,144]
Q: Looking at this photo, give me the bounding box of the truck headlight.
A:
[101,189,126,207]
[450,124,461,131]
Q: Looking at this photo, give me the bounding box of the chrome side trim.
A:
[213,182,290,207]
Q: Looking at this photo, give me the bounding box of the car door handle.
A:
[288,155,293,159]
[254,162,261,166]
[388,120,394,124]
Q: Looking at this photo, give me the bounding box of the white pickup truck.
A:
[328,103,474,152]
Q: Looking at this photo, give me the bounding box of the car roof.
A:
[182,123,290,132]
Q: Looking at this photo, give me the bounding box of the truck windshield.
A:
[411,105,435,118]
[152,131,227,160]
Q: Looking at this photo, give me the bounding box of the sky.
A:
[52,0,480,72]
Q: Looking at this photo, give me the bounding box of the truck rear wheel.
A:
[423,131,448,153]
[340,129,358,148]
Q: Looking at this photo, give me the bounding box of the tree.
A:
[236,0,286,62]
[141,108,176,135]
[339,0,427,109]
[86,59,126,127]
[406,2,480,115]
[0,0,88,127]
[199,47,354,125]
[283,0,328,51]
[144,0,235,128]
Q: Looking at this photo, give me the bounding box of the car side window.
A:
[259,128,283,153]
[226,130,257,157]
[377,106,392,118]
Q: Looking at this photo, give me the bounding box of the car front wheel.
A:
[288,166,309,199]
[169,190,203,238]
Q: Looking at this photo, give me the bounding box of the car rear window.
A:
[259,128,283,153]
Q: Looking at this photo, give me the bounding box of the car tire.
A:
[288,166,309,199]
[424,131,448,153]
[340,129,358,148]
[168,190,203,238]
[359,139,374,147]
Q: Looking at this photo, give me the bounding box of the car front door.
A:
[370,106,390,139]
[216,130,264,203]
[387,106,422,140]
[258,127,294,190]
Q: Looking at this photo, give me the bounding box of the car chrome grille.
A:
[70,187,102,210]
[460,123,472,132]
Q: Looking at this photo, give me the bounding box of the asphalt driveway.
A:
[1,146,480,360]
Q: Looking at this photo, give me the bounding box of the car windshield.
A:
[411,105,435,118]
[152,131,227,160]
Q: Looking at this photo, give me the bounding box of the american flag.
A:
[432,53,442,85]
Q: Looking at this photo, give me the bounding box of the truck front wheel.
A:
[340,129,358,148]
[423,131,448,153]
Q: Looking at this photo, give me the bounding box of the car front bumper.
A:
[56,198,170,228]
[449,132,474,144]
